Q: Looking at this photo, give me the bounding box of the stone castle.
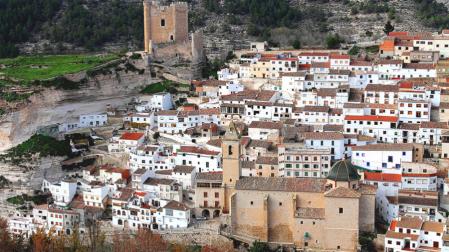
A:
[143,0,188,50]
[143,1,204,79]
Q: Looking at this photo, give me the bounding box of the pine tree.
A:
[383,20,394,35]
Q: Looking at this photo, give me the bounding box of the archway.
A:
[202,209,210,219]
[213,210,220,218]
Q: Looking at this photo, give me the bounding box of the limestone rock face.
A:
[0,69,147,152]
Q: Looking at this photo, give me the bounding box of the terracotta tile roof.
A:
[329,108,343,115]
[398,195,437,206]
[235,177,327,193]
[398,123,420,130]
[143,177,175,186]
[164,200,189,211]
[357,184,377,195]
[155,169,173,175]
[422,221,444,233]
[385,230,419,241]
[156,110,178,116]
[324,187,361,198]
[420,121,449,129]
[302,132,344,140]
[179,146,220,156]
[247,139,273,149]
[113,188,134,201]
[241,161,255,169]
[403,63,435,70]
[379,59,403,65]
[352,143,414,151]
[364,172,402,182]
[206,139,222,148]
[173,165,195,174]
[295,207,325,219]
[330,54,350,60]
[357,135,376,142]
[120,132,145,141]
[302,105,330,112]
[365,84,399,92]
[396,216,423,230]
[196,172,223,182]
[255,156,278,165]
[344,115,398,122]
[317,88,337,97]
[248,121,283,130]
[221,90,276,102]
[311,62,330,68]
[343,103,397,109]
[323,124,344,132]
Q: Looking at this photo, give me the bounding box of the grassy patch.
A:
[0,134,71,163]
[7,194,49,205]
[141,80,190,94]
[365,45,379,54]
[0,54,119,82]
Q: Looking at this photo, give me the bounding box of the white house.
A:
[79,114,108,128]
[156,200,190,230]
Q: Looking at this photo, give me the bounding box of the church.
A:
[216,123,376,251]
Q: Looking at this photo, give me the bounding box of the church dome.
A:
[327,159,361,182]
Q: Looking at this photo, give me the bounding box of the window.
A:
[228,145,233,155]
[203,192,208,198]
[161,19,165,27]
[339,208,343,214]
[250,201,254,205]
[215,192,219,198]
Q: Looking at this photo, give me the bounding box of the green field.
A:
[0,54,119,82]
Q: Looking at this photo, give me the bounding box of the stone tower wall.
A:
[143,1,188,52]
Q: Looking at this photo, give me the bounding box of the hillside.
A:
[0,0,449,58]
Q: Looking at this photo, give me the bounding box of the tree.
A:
[292,39,301,49]
[348,46,360,56]
[383,20,394,35]
[249,240,271,252]
[325,34,344,49]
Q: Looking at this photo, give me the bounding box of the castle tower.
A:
[143,0,152,53]
[143,0,189,52]
[222,122,241,214]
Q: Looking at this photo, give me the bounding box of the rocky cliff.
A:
[0,64,150,152]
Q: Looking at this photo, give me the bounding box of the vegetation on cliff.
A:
[6,194,49,205]
[414,0,449,29]
[141,80,190,94]
[0,134,71,163]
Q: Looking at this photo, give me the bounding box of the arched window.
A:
[228,145,233,155]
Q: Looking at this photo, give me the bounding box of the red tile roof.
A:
[120,132,144,141]
[344,115,398,122]
[364,172,402,182]
[178,146,219,156]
